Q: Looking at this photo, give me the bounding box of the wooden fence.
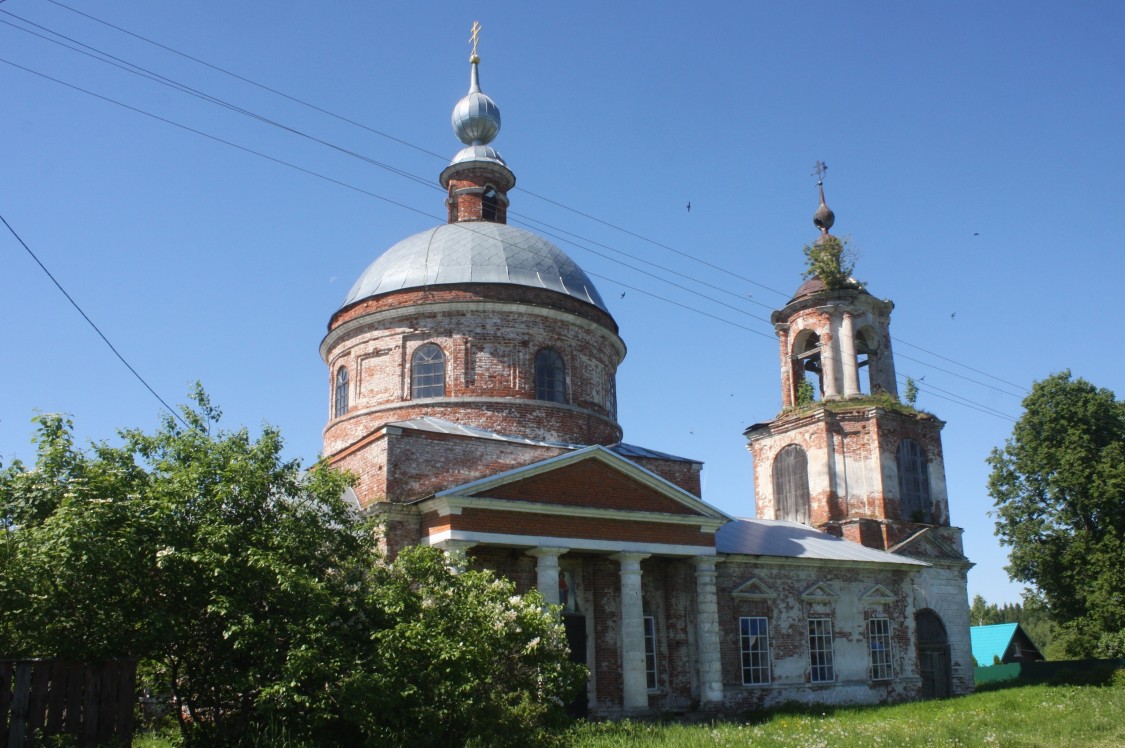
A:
[974,657,1125,686]
[0,659,136,748]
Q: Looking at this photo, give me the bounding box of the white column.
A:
[436,540,476,572]
[691,556,724,706]
[821,326,840,400]
[612,552,651,710]
[526,547,569,607]
[840,312,861,398]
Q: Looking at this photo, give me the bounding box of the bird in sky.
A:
[951,312,957,319]
[686,201,691,212]
[620,291,626,298]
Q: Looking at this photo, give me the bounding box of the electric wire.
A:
[0,212,189,429]
[0,32,1032,424]
[1,8,1029,403]
[0,53,1024,424]
[41,0,451,164]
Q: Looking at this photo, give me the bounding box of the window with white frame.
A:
[808,618,835,683]
[333,366,349,418]
[739,617,771,685]
[643,615,658,690]
[411,344,445,399]
[868,618,894,681]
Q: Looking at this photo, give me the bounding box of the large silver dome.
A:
[342,222,610,313]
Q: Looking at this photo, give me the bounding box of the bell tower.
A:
[744,176,964,555]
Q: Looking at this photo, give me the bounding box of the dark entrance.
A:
[562,613,588,717]
[916,609,952,699]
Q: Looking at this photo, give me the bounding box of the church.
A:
[320,40,973,718]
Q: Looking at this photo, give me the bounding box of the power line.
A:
[1,53,1030,426]
[1,7,1034,405]
[0,212,188,428]
[41,0,450,163]
[0,30,1033,424]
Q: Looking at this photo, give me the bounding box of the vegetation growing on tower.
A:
[801,235,862,291]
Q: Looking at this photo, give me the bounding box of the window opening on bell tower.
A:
[794,332,823,401]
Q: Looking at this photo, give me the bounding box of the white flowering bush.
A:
[344,545,587,747]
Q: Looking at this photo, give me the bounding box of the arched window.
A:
[773,445,810,524]
[411,344,445,399]
[334,366,349,418]
[482,186,499,221]
[794,331,823,401]
[897,438,932,522]
[535,348,566,403]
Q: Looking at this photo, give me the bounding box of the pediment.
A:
[890,527,966,561]
[437,445,730,521]
[732,577,776,599]
[801,582,838,601]
[860,584,897,603]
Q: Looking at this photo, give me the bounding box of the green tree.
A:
[346,546,586,747]
[801,235,860,290]
[904,377,919,407]
[1,389,584,746]
[988,371,1125,658]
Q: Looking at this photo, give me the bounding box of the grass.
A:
[565,679,1125,747]
[132,678,1125,747]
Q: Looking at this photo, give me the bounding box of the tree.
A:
[343,546,586,747]
[988,371,1125,658]
[904,377,919,407]
[801,235,860,291]
[1,388,584,745]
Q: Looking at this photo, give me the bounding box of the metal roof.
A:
[609,442,699,463]
[341,222,610,313]
[716,518,929,565]
[970,623,1021,665]
[385,416,580,447]
[384,418,696,464]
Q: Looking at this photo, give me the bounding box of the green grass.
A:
[564,681,1125,747]
[131,679,1125,747]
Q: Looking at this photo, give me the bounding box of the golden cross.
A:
[469,21,482,61]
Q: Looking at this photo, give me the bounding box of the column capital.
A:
[610,552,651,571]
[690,555,720,573]
[436,539,477,554]
[526,546,570,560]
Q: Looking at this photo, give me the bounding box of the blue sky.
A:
[2,1,1122,605]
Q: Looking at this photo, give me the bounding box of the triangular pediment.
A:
[437,445,730,521]
[861,584,897,603]
[890,527,966,561]
[732,577,776,599]
[801,582,838,601]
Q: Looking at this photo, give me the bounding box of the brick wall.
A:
[323,286,625,451]
[747,405,953,551]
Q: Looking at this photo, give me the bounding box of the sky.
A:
[2,1,1122,606]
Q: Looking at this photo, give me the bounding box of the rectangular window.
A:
[808,618,835,683]
[739,616,771,685]
[643,615,658,690]
[868,618,894,681]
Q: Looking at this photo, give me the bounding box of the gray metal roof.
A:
[384,419,696,465]
[385,416,581,448]
[342,222,610,313]
[609,442,699,463]
[716,518,928,566]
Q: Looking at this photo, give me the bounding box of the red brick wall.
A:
[482,459,700,514]
[425,508,714,547]
[324,287,625,451]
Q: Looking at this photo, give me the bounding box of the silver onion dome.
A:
[452,62,501,146]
